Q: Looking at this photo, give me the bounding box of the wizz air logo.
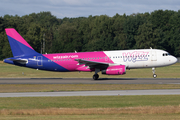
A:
[122,51,149,62]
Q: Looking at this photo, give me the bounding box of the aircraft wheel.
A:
[153,74,157,78]
[93,74,99,80]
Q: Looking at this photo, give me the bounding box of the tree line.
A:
[0,10,180,60]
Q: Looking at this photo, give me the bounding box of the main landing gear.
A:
[152,67,157,78]
[93,74,99,80]
[93,68,100,80]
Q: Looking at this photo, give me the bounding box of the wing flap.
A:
[75,59,109,69]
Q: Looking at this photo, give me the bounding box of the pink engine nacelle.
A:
[102,65,126,75]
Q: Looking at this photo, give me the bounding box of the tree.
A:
[135,22,164,49]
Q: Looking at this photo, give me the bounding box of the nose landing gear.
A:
[152,67,157,78]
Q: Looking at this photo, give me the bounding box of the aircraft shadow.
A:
[30,78,63,79]
[96,78,138,81]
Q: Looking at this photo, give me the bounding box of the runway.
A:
[0,78,180,84]
[0,78,180,97]
[0,89,180,97]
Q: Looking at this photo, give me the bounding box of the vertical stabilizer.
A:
[5,28,39,57]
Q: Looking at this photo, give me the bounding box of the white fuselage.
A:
[104,49,177,69]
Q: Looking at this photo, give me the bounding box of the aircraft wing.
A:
[75,59,109,69]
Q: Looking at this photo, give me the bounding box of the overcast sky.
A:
[0,0,180,18]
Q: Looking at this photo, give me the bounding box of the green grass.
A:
[0,95,180,109]
[0,96,180,119]
[0,84,180,93]
[0,61,180,78]
[1,114,180,120]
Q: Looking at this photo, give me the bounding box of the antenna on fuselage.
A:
[150,47,152,49]
[75,50,77,53]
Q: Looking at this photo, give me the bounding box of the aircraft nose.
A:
[173,57,178,64]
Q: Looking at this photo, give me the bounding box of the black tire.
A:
[153,74,157,78]
[93,74,99,80]
[96,74,99,79]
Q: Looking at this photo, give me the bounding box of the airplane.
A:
[3,28,177,80]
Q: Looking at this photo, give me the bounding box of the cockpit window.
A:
[162,53,171,56]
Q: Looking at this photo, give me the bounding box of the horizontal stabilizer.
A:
[6,58,28,64]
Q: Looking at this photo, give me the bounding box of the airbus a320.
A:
[4,28,177,80]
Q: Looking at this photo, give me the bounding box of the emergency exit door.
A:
[37,56,43,66]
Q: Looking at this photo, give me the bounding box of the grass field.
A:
[0,61,180,119]
[0,61,180,78]
[1,114,180,120]
[1,84,180,93]
[0,96,180,119]
[1,96,180,109]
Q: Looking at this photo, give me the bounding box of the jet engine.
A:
[101,65,126,75]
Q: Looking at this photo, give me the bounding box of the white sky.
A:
[0,0,180,18]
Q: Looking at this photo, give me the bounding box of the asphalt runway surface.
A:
[0,89,180,97]
[0,78,180,84]
[1,78,180,97]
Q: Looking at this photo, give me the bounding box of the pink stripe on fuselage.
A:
[5,28,34,50]
[43,51,114,71]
